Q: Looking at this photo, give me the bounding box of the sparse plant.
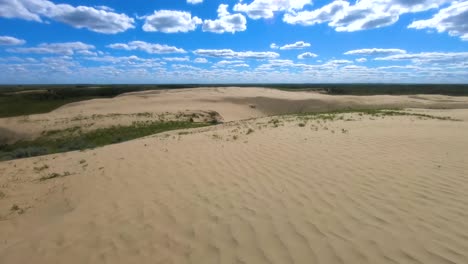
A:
[246,128,254,135]
[39,171,71,181]
[34,164,49,172]
[298,123,306,127]
[212,134,222,140]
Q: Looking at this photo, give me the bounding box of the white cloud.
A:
[142,10,202,33]
[283,1,349,26]
[194,58,209,63]
[163,57,190,62]
[107,41,186,54]
[279,41,311,50]
[0,0,135,34]
[283,0,451,32]
[234,0,311,19]
[408,1,468,41]
[85,55,165,67]
[270,43,279,49]
[356,58,367,63]
[8,42,94,55]
[214,60,246,67]
[194,49,279,59]
[77,50,97,56]
[375,51,468,64]
[2,55,467,84]
[187,0,203,4]
[326,59,353,65]
[202,4,247,34]
[344,48,407,56]
[0,36,25,45]
[297,52,318,59]
[94,6,114,12]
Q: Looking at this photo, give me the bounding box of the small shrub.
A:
[246,128,254,135]
[298,123,306,127]
[11,204,19,211]
[34,164,49,172]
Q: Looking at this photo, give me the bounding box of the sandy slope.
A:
[2,87,468,143]
[1,88,468,263]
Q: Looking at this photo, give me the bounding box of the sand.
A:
[1,88,468,264]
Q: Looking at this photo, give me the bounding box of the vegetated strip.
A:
[293,108,458,121]
[0,121,211,161]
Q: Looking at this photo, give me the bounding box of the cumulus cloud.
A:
[283,1,349,26]
[194,49,279,59]
[408,1,468,41]
[214,60,246,66]
[297,52,318,59]
[0,0,135,34]
[283,0,451,32]
[280,41,311,50]
[356,58,367,62]
[163,57,190,62]
[8,42,94,55]
[142,10,202,33]
[326,59,353,65]
[270,43,279,49]
[234,0,311,19]
[194,58,209,63]
[187,0,203,4]
[344,48,407,56]
[107,41,186,54]
[0,36,26,45]
[202,4,247,34]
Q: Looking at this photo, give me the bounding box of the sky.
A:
[0,0,467,84]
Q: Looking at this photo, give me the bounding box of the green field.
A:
[0,121,210,161]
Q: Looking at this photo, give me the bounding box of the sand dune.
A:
[1,88,468,264]
[2,87,468,143]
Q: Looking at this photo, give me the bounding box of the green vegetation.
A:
[270,84,468,96]
[0,121,210,161]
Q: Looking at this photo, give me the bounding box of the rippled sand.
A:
[1,88,468,264]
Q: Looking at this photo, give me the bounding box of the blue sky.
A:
[0,0,467,84]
